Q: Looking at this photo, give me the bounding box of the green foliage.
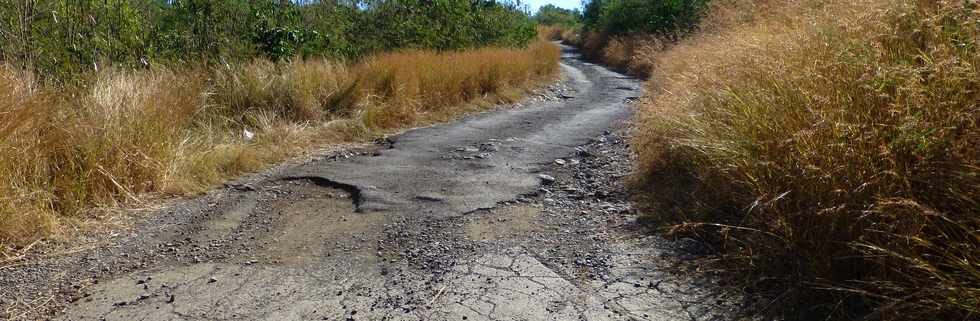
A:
[0,0,536,79]
[249,2,317,61]
[533,4,581,27]
[581,0,708,35]
[148,0,256,62]
[354,0,535,53]
[0,0,149,78]
[295,3,358,58]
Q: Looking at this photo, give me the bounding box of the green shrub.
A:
[0,0,149,79]
[533,4,581,27]
[582,0,709,35]
[0,0,536,79]
[353,0,535,53]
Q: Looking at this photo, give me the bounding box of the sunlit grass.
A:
[632,0,978,319]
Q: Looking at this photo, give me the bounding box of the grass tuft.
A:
[633,0,979,319]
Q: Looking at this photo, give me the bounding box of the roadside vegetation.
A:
[0,0,537,79]
[570,0,978,319]
[0,1,559,257]
[533,4,582,41]
[533,4,581,28]
[548,0,708,77]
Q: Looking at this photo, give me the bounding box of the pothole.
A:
[247,179,381,265]
[281,176,364,211]
[465,204,543,242]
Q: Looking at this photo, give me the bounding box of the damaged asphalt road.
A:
[0,45,741,321]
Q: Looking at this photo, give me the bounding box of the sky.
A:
[523,0,582,13]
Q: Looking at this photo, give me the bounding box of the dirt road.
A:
[0,45,738,321]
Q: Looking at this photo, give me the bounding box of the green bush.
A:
[582,0,708,35]
[0,0,149,78]
[353,0,535,53]
[0,0,536,79]
[533,4,581,27]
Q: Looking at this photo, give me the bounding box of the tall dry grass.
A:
[353,46,558,129]
[537,25,566,41]
[561,30,668,79]
[537,25,582,43]
[634,0,978,319]
[0,41,560,256]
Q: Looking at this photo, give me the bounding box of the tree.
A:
[533,4,581,27]
[581,0,708,35]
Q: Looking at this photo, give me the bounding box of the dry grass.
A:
[537,25,566,41]
[353,45,558,128]
[0,41,560,256]
[536,25,581,42]
[565,31,667,79]
[633,0,979,319]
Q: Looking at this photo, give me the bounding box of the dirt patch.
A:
[253,182,381,265]
[193,196,259,243]
[466,205,543,241]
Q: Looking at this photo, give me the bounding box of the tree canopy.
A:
[533,4,582,27]
[581,0,708,35]
[0,0,537,78]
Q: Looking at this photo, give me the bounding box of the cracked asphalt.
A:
[0,45,741,321]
